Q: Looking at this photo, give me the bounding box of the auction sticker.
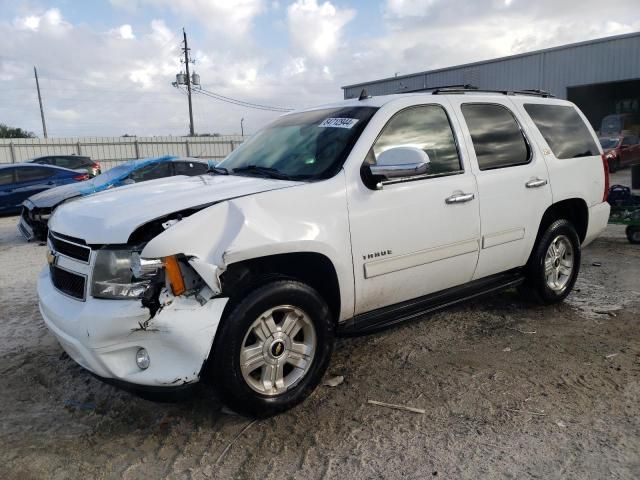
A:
[318,118,359,129]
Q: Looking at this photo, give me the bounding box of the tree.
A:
[0,124,36,139]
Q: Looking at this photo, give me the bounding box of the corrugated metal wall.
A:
[343,32,640,99]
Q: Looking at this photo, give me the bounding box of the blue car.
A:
[0,163,88,216]
[19,155,212,240]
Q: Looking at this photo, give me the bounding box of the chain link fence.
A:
[0,136,246,171]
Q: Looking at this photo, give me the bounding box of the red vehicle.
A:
[599,134,640,172]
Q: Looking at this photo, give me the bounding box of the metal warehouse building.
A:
[342,32,640,132]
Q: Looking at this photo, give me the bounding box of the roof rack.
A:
[430,84,554,97]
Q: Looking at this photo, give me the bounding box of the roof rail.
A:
[430,85,554,97]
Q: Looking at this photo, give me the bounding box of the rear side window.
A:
[524,104,599,159]
[0,168,16,185]
[174,161,208,176]
[16,167,54,182]
[370,105,462,176]
[461,104,530,170]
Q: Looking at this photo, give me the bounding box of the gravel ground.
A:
[0,200,639,479]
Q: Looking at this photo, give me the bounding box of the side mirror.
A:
[362,146,430,189]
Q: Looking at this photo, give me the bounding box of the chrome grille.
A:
[48,232,91,263]
[50,265,86,301]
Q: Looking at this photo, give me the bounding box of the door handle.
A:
[445,192,475,204]
[526,178,548,188]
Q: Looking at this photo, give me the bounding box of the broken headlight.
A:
[91,250,163,299]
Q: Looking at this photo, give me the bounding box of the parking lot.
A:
[0,179,639,480]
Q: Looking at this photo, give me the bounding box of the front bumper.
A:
[38,266,228,387]
[18,205,48,241]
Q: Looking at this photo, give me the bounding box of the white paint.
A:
[38,91,609,391]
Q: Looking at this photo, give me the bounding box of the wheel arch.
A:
[534,198,589,248]
[219,251,342,324]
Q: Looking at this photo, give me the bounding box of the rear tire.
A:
[520,219,581,304]
[627,225,640,244]
[210,279,334,417]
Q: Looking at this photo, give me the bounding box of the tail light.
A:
[601,153,610,202]
[74,173,89,181]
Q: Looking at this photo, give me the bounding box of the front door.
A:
[449,98,553,280]
[347,102,481,315]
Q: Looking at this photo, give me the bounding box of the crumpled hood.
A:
[49,174,302,244]
[26,182,87,209]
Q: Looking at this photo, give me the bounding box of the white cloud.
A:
[13,8,70,32]
[119,24,135,39]
[385,0,439,18]
[111,0,265,36]
[287,0,356,60]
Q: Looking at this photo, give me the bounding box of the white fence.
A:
[0,136,246,170]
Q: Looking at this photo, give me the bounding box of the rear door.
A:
[449,98,553,279]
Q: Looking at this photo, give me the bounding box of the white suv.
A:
[38,87,610,416]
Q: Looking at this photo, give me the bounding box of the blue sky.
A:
[0,0,638,137]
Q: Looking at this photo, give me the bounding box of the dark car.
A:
[0,163,88,217]
[19,155,211,240]
[28,155,102,178]
[599,135,640,172]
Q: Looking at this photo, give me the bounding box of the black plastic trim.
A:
[338,269,525,336]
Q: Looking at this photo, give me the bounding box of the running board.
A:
[338,270,525,336]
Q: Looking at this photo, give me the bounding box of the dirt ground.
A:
[1,177,639,479]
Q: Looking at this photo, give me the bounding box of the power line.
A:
[191,87,294,112]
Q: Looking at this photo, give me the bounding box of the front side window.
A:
[16,166,54,182]
[622,136,637,146]
[524,104,599,159]
[219,107,378,180]
[369,105,462,176]
[174,161,208,176]
[128,162,171,182]
[461,103,530,170]
[0,168,15,186]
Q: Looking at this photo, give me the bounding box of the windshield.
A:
[599,137,620,150]
[218,106,378,180]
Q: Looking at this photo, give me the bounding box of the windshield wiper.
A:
[208,166,229,175]
[232,165,292,180]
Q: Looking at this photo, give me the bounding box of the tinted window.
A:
[174,161,208,176]
[128,162,172,182]
[0,168,15,186]
[524,104,599,159]
[370,105,461,175]
[461,104,530,170]
[50,156,83,169]
[16,166,54,182]
[31,157,51,165]
[622,136,637,146]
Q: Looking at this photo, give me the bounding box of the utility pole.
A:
[34,66,48,138]
[240,118,244,136]
[183,28,195,136]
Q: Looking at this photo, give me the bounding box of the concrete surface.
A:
[0,201,639,479]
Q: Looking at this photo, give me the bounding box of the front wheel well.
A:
[219,252,341,323]
[535,199,589,246]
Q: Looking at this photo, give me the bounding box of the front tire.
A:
[210,280,334,417]
[521,219,581,304]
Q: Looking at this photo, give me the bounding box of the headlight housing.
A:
[91,249,163,299]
